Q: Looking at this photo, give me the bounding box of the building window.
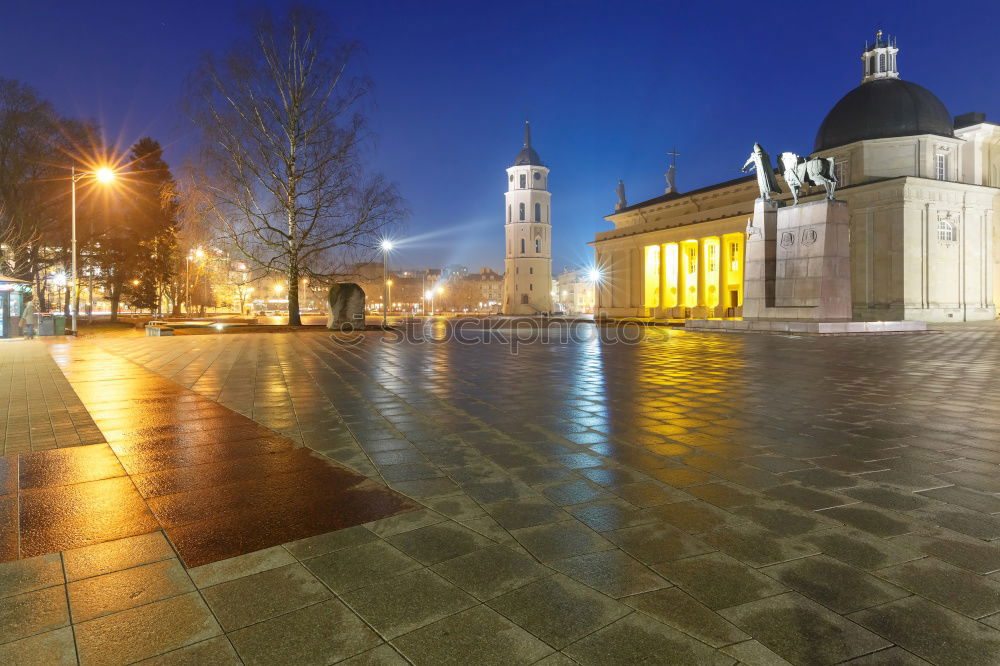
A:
[520,238,525,254]
[534,203,541,222]
[529,283,533,291]
[729,241,740,271]
[835,160,848,187]
[878,52,886,72]
[521,294,529,304]
[507,205,511,223]
[520,174,526,188]
[937,219,957,242]
[529,267,534,274]
[535,239,540,253]
[935,154,947,181]
[707,244,718,272]
[519,203,525,220]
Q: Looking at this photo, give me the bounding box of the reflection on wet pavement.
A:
[0,341,418,566]
[2,324,1000,663]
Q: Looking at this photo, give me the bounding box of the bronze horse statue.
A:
[779,152,837,204]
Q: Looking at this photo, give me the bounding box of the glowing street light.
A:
[380,239,393,327]
[185,248,206,315]
[70,164,118,334]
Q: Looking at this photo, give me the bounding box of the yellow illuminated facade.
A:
[592,173,759,319]
[643,245,660,307]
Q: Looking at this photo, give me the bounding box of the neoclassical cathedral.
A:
[593,33,1000,322]
[503,122,553,314]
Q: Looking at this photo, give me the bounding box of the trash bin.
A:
[38,314,54,336]
[52,315,66,335]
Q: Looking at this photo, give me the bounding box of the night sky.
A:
[4,0,998,272]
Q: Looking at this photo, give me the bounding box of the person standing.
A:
[21,297,38,340]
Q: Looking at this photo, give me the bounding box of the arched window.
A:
[534,203,541,222]
[519,203,525,220]
[878,53,886,72]
[520,238,525,254]
[520,174,526,188]
[937,219,957,242]
[535,239,540,253]
[529,267,534,274]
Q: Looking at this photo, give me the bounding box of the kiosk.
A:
[0,276,32,338]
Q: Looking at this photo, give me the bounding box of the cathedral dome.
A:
[814,78,954,152]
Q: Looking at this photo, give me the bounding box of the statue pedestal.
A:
[686,197,926,334]
[743,198,851,321]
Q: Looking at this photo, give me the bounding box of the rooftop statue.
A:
[615,179,627,211]
[742,143,782,201]
[778,152,838,205]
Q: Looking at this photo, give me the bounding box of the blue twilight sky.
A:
[3,0,998,272]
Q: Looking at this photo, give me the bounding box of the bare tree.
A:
[187,5,404,325]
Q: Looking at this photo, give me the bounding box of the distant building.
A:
[556,268,596,314]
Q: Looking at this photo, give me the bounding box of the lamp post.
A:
[380,240,393,326]
[185,248,205,315]
[69,166,115,335]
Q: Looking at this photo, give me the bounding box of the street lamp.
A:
[70,165,117,334]
[185,248,205,315]
[380,239,393,326]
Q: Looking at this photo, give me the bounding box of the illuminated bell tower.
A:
[503,121,553,314]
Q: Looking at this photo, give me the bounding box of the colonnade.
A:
[642,232,745,318]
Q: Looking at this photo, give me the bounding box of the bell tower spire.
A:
[861,29,899,83]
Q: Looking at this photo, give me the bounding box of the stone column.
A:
[696,239,707,310]
[742,198,779,319]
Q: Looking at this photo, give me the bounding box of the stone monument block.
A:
[743,198,851,321]
[326,283,366,330]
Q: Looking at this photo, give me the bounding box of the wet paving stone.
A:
[889,530,1000,574]
[604,522,715,565]
[800,528,923,571]
[550,549,669,598]
[341,568,477,640]
[229,598,381,665]
[721,592,891,664]
[392,605,553,664]
[487,574,629,649]
[432,544,550,601]
[655,552,787,610]
[850,596,1000,666]
[18,475,159,558]
[562,612,730,665]
[876,557,1000,619]
[624,587,750,648]
[762,554,909,613]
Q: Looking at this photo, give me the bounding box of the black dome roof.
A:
[513,121,543,166]
[814,78,953,152]
[514,145,543,166]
